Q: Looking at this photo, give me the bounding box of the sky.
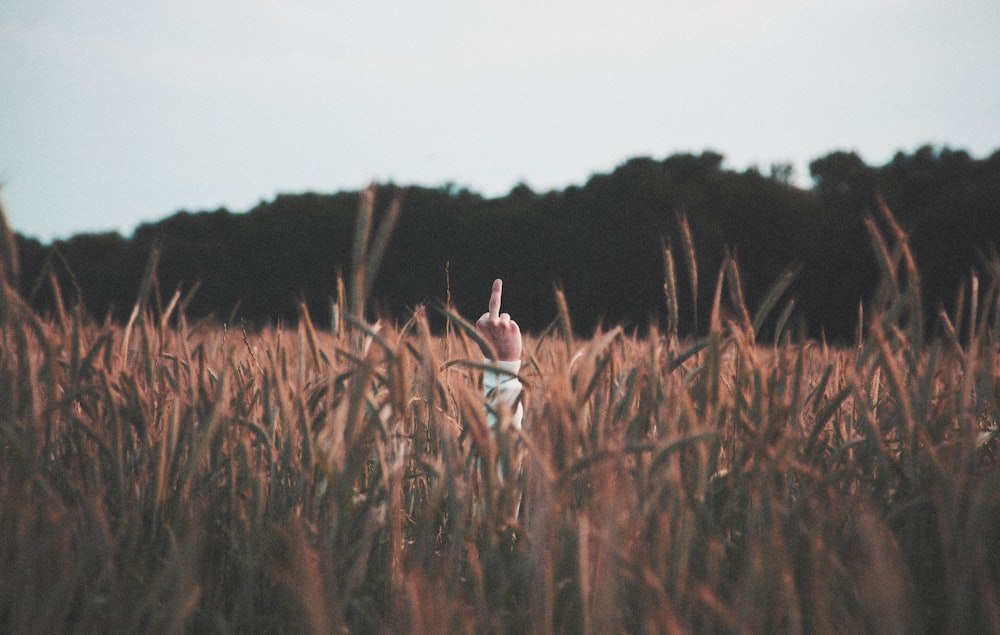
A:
[2,0,999,242]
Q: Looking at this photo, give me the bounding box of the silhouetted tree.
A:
[12,146,1000,343]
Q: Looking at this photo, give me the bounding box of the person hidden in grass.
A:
[476,279,525,523]
[476,278,524,429]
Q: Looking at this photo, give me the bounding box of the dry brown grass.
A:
[1,199,999,633]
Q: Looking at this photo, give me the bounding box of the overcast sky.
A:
[2,0,999,242]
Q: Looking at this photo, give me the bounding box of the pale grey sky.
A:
[2,0,999,242]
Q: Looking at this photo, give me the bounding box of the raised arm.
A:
[476,279,524,428]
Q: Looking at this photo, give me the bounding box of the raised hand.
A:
[476,279,522,361]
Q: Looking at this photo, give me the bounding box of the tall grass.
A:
[1,197,998,633]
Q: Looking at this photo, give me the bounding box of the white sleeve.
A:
[483,358,524,429]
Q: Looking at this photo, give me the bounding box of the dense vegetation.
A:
[2,195,999,632]
[14,145,1000,341]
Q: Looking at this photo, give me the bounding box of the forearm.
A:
[483,358,523,429]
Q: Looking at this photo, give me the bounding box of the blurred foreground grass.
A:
[1,202,999,634]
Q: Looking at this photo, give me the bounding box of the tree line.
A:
[13,145,1000,342]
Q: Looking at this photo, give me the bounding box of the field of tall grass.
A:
[1,196,999,633]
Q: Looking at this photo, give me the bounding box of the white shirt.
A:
[483,358,524,429]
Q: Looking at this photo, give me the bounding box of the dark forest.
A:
[14,145,1000,343]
